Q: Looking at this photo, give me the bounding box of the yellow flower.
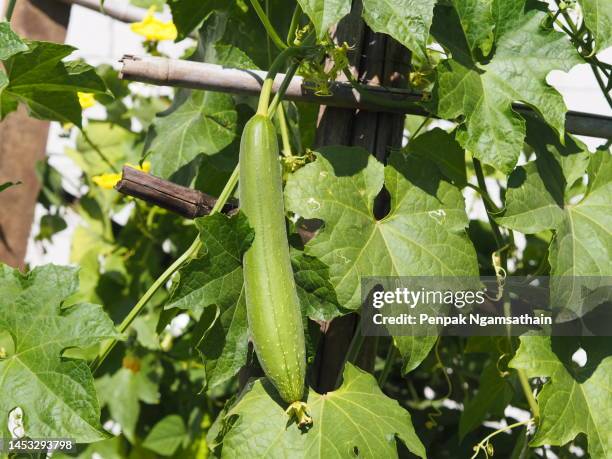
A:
[92,173,122,190]
[78,92,96,109]
[135,161,151,173]
[131,7,177,41]
[92,162,151,190]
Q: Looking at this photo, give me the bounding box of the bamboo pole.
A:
[119,55,612,139]
[119,55,425,113]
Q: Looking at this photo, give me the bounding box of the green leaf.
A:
[167,0,224,40]
[291,250,342,321]
[0,21,28,60]
[459,361,513,440]
[361,0,435,63]
[510,336,612,457]
[285,146,478,310]
[448,0,495,57]
[393,336,437,374]
[407,127,467,186]
[96,355,161,442]
[578,0,612,52]
[217,363,425,458]
[497,118,611,297]
[0,41,108,126]
[173,1,292,69]
[0,264,121,442]
[168,213,252,391]
[36,214,68,241]
[431,3,580,173]
[297,0,351,40]
[146,90,238,182]
[142,414,187,456]
[67,122,142,177]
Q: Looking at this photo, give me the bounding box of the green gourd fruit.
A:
[239,113,311,426]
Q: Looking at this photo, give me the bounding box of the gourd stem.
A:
[91,165,240,373]
[257,79,274,116]
[248,0,287,51]
[268,61,300,117]
[257,47,303,116]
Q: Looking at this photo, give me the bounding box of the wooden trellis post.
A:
[310,1,410,392]
[0,0,72,268]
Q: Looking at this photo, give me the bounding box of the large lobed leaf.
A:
[216,363,426,458]
[510,336,612,458]
[285,145,478,311]
[497,116,611,314]
[285,143,476,373]
[431,1,580,173]
[0,264,121,442]
[146,90,238,183]
[0,41,108,126]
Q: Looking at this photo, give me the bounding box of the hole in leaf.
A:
[8,407,25,439]
[572,347,587,368]
[0,330,15,359]
[373,186,391,220]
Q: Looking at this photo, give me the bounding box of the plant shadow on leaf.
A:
[390,151,445,202]
[535,149,566,208]
[319,148,371,177]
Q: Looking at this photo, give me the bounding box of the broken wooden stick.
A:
[115,166,237,219]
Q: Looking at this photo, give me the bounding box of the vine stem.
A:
[517,369,540,421]
[472,156,540,421]
[551,1,611,108]
[590,63,612,109]
[81,129,119,173]
[377,344,397,387]
[5,0,17,21]
[248,0,287,51]
[470,419,535,459]
[90,165,240,372]
[472,157,503,248]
